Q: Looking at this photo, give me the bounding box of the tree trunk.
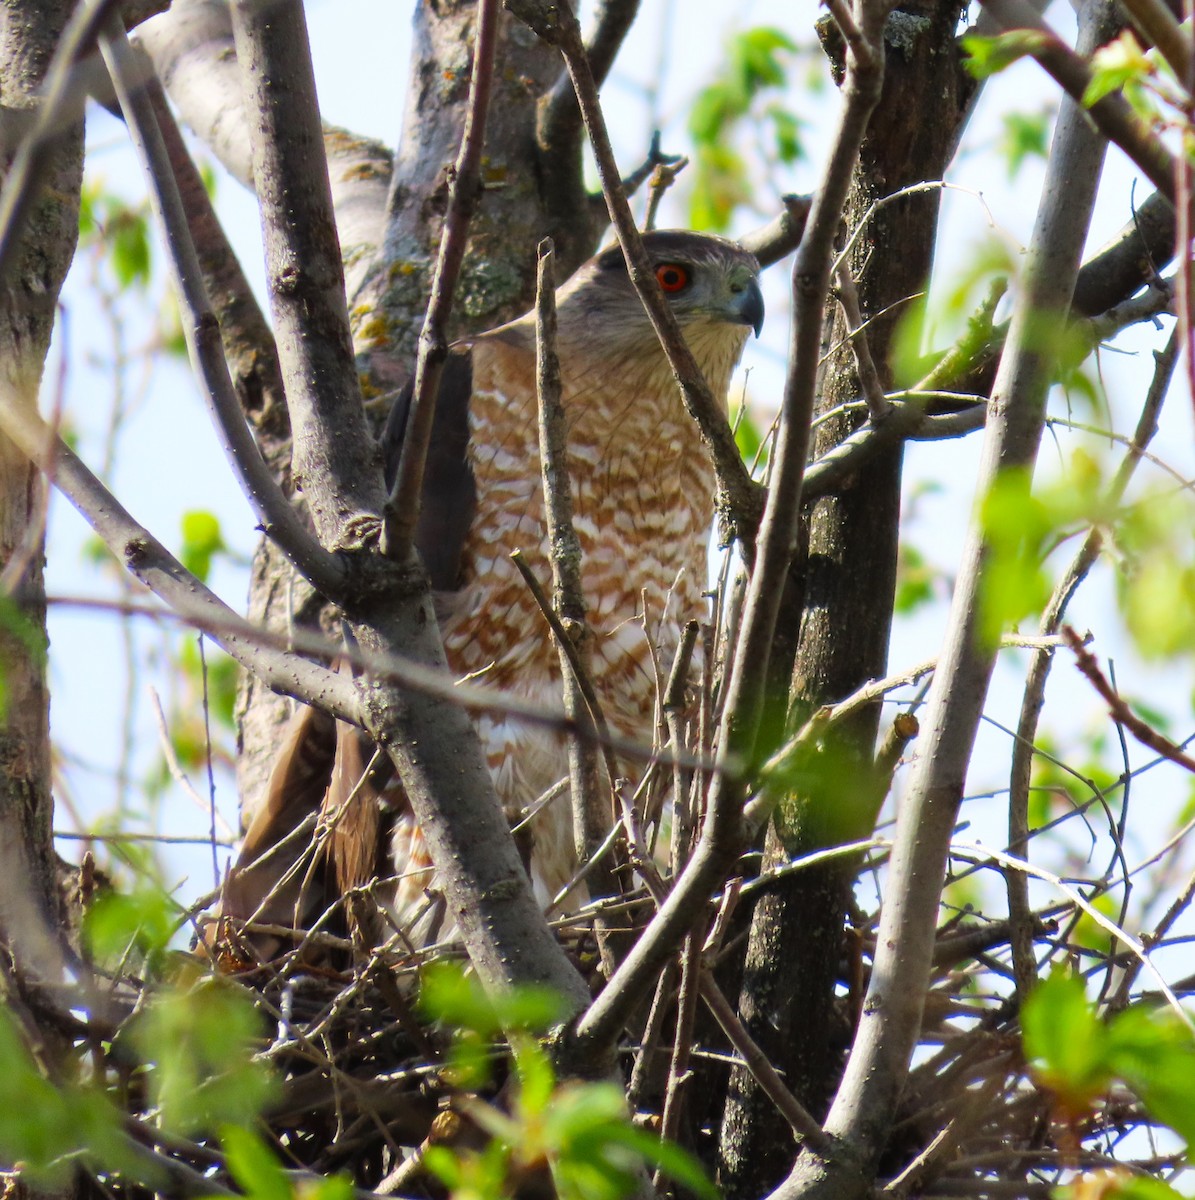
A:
[0,0,83,961]
[718,5,973,1193]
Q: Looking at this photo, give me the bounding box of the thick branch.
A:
[980,0,1177,203]
[230,0,588,1014]
[775,4,1115,1194]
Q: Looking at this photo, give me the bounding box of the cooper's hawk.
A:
[215,230,763,955]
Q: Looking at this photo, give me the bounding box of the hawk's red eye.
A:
[656,263,689,292]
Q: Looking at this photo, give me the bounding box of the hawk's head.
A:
[557,230,764,346]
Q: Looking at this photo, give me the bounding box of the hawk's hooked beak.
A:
[730,277,765,338]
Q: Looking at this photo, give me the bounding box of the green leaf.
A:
[999,110,1051,175]
[978,468,1052,645]
[84,887,177,967]
[1104,1007,1195,1147]
[110,209,151,290]
[0,1011,130,1182]
[688,143,751,233]
[962,30,1050,79]
[688,82,741,146]
[895,543,938,615]
[1083,30,1151,107]
[733,27,797,92]
[493,984,570,1034]
[221,1126,293,1200]
[767,104,804,163]
[179,509,226,583]
[1022,969,1111,1115]
[419,961,500,1038]
[133,976,276,1134]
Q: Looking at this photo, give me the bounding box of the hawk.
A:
[214,230,764,957]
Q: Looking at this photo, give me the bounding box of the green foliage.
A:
[962,30,1051,79]
[179,509,227,584]
[688,27,801,231]
[178,635,238,733]
[222,1126,353,1200]
[0,1010,131,1184]
[895,542,938,615]
[1083,31,1151,111]
[999,110,1051,176]
[131,971,277,1135]
[1116,491,1195,659]
[978,467,1054,645]
[1025,969,1195,1149]
[79,180,152,291]
[731,397,768,472]
[979,452,1110,645]
[418,962,715,1200]
[84,885,178,971]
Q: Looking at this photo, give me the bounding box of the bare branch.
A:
[1064,626,1195,774]
[383,0,500,562]
[229,0,589,1014]
[542,0,641,154]
[99,19,346,600]
[0,403,360,723]
[643,155,688,232]
[833,260,889,420]
[527,238,621,907]
[1006,325,1178,994]
[740,195,814,268]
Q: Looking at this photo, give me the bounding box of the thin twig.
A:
[0,0,125,286]
[383,0,500,561]
[506,0,762,547]
[46,591,720,777]
[698,973,835,1156]
[665,621,699,874]
[643,155,689,231]
[1064,626,1195,774]
[509,552,621,790]
[655,929,701,1177]
[573,0,894,1055]
[0,404,360,723]
[530,239,616,884]
[834,260,889,419]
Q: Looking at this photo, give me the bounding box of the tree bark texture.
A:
[0,0,83,955]
[718,6,974,1194]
